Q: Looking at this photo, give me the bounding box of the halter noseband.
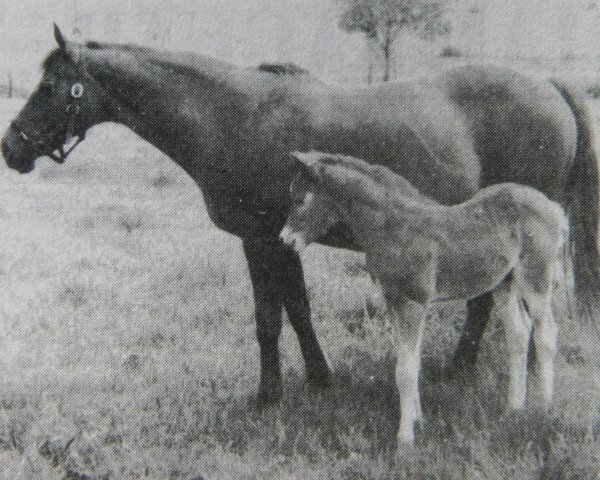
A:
[10,82,86,164]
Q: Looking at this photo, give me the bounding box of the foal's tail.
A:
[552,80,600,323]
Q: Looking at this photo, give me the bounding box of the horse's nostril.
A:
[1,141,11,159]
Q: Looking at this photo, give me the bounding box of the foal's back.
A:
[362,177,567,301]
[448,183,568,243]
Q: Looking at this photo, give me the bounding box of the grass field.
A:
[0,96,598,479]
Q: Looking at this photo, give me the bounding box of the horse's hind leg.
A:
[520,266,558,408]
[493,274,532,410]
[449,293,494,375]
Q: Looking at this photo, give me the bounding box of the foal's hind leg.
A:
[384,289,427,445]
[493,275,532,410]
[520,267,558,408]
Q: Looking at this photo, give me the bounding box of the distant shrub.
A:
[439,46,462,58]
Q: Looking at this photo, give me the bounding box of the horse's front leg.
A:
[448,292,494,374]
[278,245,331,389]
[243,238,330,405]
[385,289,427,446]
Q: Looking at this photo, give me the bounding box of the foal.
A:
[280,151,567,445]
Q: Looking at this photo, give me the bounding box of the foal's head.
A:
[280,152,342,252]
[2,25,108,173]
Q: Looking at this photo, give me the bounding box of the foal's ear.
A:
[289,151,323,183]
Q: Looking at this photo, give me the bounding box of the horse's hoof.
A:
[307,368,331,390]
[306,352,333,390]
[256,382,283,409]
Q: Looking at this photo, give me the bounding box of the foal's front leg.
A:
[492,276,532,410]
[385,290,427,445]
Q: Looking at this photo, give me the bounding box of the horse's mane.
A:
[43,41,236,82]
[41,49,68,71]
[257,62,322,84]
[42,40,324,95]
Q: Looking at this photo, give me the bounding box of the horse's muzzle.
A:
[1,128,36,174]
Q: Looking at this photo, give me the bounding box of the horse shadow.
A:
[210,349,510,457]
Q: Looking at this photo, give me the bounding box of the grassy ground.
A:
[0,98,598,479]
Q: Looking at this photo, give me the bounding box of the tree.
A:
[338,0,452,81]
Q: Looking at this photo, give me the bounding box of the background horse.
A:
[2,25,599,404]
[281,151,568,445]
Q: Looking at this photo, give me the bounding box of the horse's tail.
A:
[551,80,600,323]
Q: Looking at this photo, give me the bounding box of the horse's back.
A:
[439,65,577,199]
[320,64,576,203]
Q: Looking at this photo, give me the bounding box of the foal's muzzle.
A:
[280,227,307,252]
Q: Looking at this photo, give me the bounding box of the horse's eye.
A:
[40,82,54,95]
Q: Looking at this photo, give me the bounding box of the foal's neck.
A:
[338,185,439,247]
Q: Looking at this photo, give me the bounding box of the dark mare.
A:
[2,26,599,404]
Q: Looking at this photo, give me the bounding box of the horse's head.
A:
[2,25,108,173]
[280,151,342,252]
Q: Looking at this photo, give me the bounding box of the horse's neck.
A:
[86,48,248,168]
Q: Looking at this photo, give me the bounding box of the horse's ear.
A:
[53,24,83,64]
[54,23,66,50]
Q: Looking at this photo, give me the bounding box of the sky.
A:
[1,0,600,89]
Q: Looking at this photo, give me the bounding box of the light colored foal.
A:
[280,151,567,445]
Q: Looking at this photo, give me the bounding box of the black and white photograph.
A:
[0,1,599,478]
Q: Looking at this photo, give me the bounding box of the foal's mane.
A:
[309,153,435,209]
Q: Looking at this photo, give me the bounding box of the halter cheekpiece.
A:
[10,82,86,164]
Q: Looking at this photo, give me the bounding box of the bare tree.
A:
[338,0,452,81]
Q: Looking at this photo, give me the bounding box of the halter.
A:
[10,82,86,164]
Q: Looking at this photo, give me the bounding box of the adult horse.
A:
[2,26,599,404]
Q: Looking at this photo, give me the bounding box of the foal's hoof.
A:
[396,433,416,451]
